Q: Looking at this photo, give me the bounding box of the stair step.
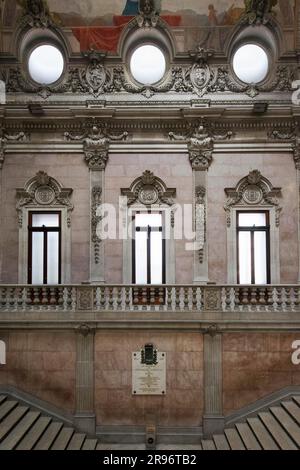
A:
[224,428,245,450]
[247,417,279,450]
[270,406,300,447]
[51,427,74,450]
[0,396,7,406]
[213,434,230,450]
[34,422,64,450]
[281,401,300,425]
[16,416,52,450]
[235,423,261,450]
[201,439,216,450]
[0,411,40,450]
[0,405,29,442]
[258,411,297,450]
[82,439,98,450]
[0,400,18,423]
[292,396,300,407]
[67,433,85,450]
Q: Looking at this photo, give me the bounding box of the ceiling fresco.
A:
[0,1,296,53]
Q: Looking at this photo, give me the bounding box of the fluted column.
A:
[203,328,224,437]
[74,325,95,435]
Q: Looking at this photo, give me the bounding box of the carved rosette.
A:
[121,170,176,207]
[195,186,206,264]
[224,170,282,227]
[91,186,102,265]
[16,171,73,227]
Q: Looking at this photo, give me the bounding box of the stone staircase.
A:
[1,392,300,450]
[202,396,300,450]
[0,395,98,450]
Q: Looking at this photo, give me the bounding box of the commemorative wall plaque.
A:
[132,344,166,395]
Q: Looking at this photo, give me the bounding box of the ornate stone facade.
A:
[121,171,176,207]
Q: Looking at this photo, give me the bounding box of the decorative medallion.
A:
[243,186,263,205]
[35,186,56,205]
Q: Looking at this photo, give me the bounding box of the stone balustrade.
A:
[0,284,300,313]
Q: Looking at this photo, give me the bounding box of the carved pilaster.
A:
[74,324,95,435]
[203,329,224,437]
[65,125,128,282]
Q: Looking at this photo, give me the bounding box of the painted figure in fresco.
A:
[122,0,139,16]
[208,4,218,25]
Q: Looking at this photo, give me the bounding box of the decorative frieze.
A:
[65,125,128,170]
[16,171,73,227]
[224,170,282,227]
[121,170,176,206]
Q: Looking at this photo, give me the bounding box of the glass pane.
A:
[239,213,266,227]
[233,44,269,84]
[130,45,166,85]
[135,231,147,284]
[47,232,59,284]
[31,232,44,284]
[239,232,251,284]
[32,213,59,227]
[254,232,267,284]
[150,232,163,284]
[29,45,64,85]
[135,213,162,227]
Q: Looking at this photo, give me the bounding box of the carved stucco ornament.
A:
[0,126,27,169]
[269,126,300,170]
[242,0,278,25]
[16,171,73,227]
[65,125,128,170]
[121,170,176,207]
[195,186,206,264]
[224,170,282,227]
[169,123,233,170]
[137,0,159,28]
[91,186,102,265]
[19,0,55,28]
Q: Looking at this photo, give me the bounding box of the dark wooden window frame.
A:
[28,211,61,285]
[132,210,166,285]
[237,210,271,285]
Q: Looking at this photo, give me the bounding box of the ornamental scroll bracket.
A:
[64,125,128,170]
[121,170,176,207]
[224,170,282,228]
[269,126,300,170]
[0,126,27,169]
[16,171,73,228]
[169,123,233,170]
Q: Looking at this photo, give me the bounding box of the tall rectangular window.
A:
[237,211,270,285]
[132,212,165,284]
[28,212,61,284]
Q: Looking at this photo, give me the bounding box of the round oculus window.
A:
[28,45,64,85]
[233,44,269,84]
[130,45,166,85]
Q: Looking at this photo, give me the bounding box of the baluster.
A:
[50,287,58,306]
[241,287,249,305]
[167,287,172,311]
[108,287,114,310]
[22,287,27,311]
[184,287,189,310]
[290,288,296,312]
[100,286,106,310]
[267,287,273,307]
[33,287,41,305]
[71,287,77,311]
[41,287,48,305]
[192,287,197,311]
[149,287,155,305]
[117,287,122,311]
[284,288,291,311]
[175,287,180,310]
[250,287,258,305]
[62,287,68,311]
[125,287,131,310]
[276,288,283,311]
[95,287,101,311]
[26,287,32,306]
[272,287,278,311]
[258,287,266,305]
